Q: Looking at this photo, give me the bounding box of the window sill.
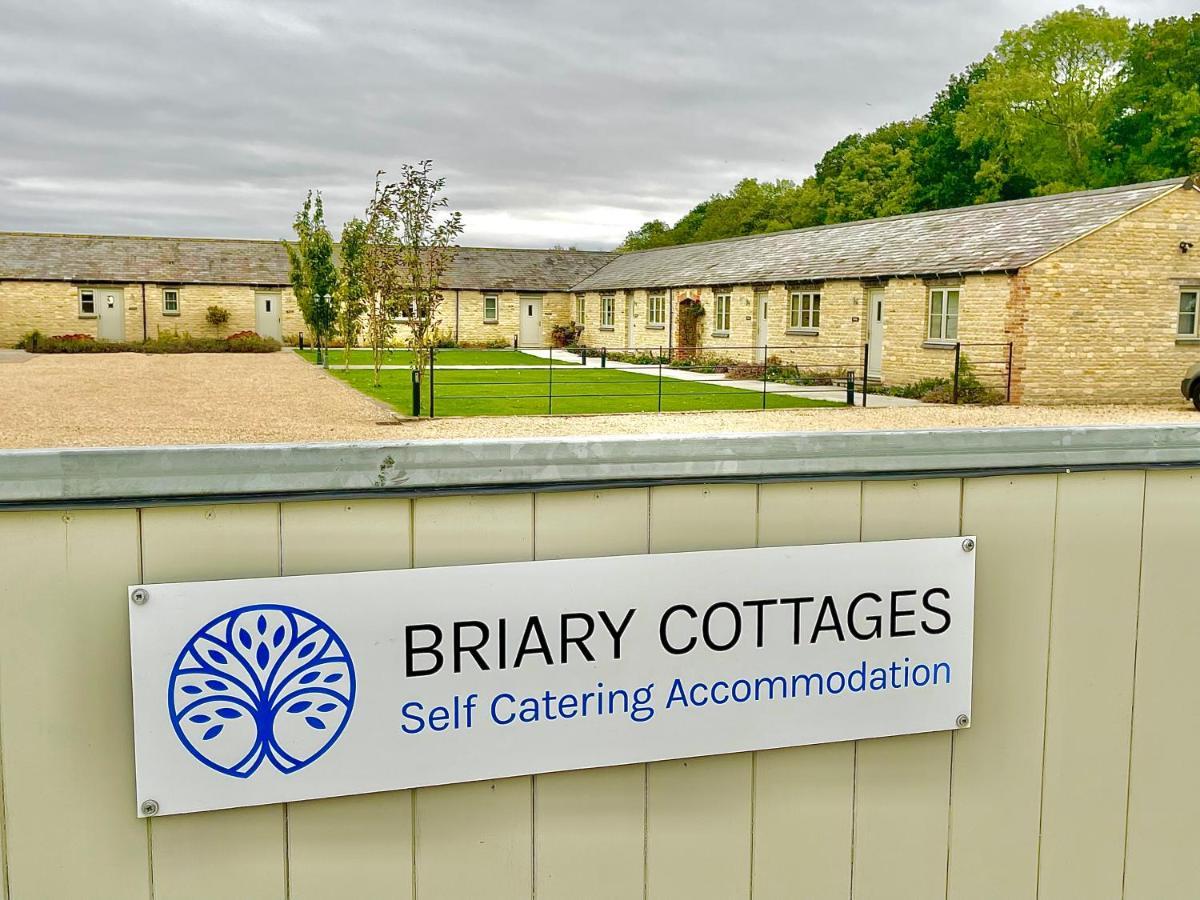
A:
[785,328,820,336]
[78,313,97,319]
[646,324,665,330]
[922,341,957,350]
[599,326,615,332]
[483,320,498,325]
[1175,337,1200,344]
[711,331,731,338]
[163,311,181,317]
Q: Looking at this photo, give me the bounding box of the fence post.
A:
[601,347,607,369]
[548,344,554,416]
[952,341,962,405]
[410,368,421,417]
[761,344,769,410]
[428,348,436,419]
[861,343,869,408]
[846,370,855,406]
[657,347,663,413]
[580,346,586,366]
[1006,341,1014,403]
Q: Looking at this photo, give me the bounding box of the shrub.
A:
[23,333,280,354]
[15,330,44,350]
[205,305,231,329]
[878,355,1005,405]
[551,322,584,348]
[458,339,511,350]
[605,349,667,365]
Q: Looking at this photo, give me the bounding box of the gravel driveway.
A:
[0,351,1195,449]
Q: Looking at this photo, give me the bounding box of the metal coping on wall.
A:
[1,425,1198,510]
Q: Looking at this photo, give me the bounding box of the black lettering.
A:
[890,589,917,637]
[811,595,845,642]
[742,598,778,647]
[702,601,742,651]
[660,604,697,654]
[598,608,636,659]
[513,617,554,668]
[779,597,814,643]
[405,624,443,677]
[848,592,884,640]
[452,621,490,673]
[560,613,597,663]
[921,587,953,634]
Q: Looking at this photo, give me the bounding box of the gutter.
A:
[1,425,1197,510]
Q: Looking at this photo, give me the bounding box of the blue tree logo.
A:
[168,604,355,778]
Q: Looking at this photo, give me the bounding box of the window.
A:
[162,288,180,316]
[1179,289,1198,337]
[483,293,498,323]
[79,289,96,317]
[788,291,821,330]
[575,294,586,325]
[714,292,731,334]
[601,292,615,327]
[928,287,960,342]
[648,293,666,327]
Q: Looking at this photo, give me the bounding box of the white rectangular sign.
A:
[129,538,975,817]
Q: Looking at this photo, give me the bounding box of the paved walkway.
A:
[0,350,32,363]
[518,348,923,407]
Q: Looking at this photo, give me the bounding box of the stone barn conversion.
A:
[1,176,1198,403]
[572,176,1200,404]
[0,234,612,349]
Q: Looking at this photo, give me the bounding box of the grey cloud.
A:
[0,0,1194,249]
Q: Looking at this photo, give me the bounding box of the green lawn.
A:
[327,366,842,416]
[296,348,577,366]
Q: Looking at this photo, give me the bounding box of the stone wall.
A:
[0,280,299,345]
[1019,185,1200,404]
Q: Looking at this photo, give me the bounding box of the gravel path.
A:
[0,351,1195,449]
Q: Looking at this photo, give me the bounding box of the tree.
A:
[956,6,1130,195]
[620,220,673,251]
[361,162,463,390]
[336,217,369,370]
[1103,14,1200,182]
[811,121,924,222]
[285,191,339,364]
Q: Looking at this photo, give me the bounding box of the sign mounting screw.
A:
[961,538,975,552]
[956,714,970,728]
[140,799,159,816]
[131,588,149,605]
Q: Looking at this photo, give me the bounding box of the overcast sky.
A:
[0,0,1192,248]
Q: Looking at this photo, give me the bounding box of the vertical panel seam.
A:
[748,752,757,898]
[138,507,156,900]
[0,628,11,900]
[411,789,419,900]
[1033,474,1063,900]
[942,478,966,899]
[641,763,649,900]
[1119,472,1150,900]
[849,481,864,900]
[530,775,538,900]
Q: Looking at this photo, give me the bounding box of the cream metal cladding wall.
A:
[0,428,1198,899]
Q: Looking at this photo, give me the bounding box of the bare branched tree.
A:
[361,162,463,391]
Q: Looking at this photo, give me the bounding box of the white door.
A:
[519,294,542,347]
[755,290,770,362]
[255,292,282,341]
[867,288,884,379]
[625,294,635,348]
[97,288,125,341]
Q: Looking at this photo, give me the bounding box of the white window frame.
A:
[713,292,732,335]
[788,291,821,331]
[1178,288,1199,338]
[928,287,960,342]
[162,288,181,316]
[575,294,586,326]
[78,288,96,318]
[601,293,615,328]
[647,293,666,327]
[483,293,499,323]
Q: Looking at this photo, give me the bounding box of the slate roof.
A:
[572,178,1191,291]
[0,232,615,291]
